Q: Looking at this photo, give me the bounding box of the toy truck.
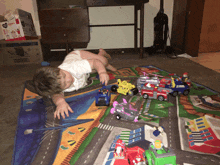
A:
[111,79,138,96]
[95,86,111,106]
[165,77,190,97]
[144,143,177,165]
[141,83,172,101]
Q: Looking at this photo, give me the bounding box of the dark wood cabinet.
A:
[37,0,149,60]
[36,1,90,60]
[38,9,90,44]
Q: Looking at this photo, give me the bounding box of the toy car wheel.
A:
[111,85,118,92]
[116,114,121,120]
[127,159,131,164]
[129,88,139,96]
[143,93,149,99]
[183,89,190,96]
[158,95,164,101]
[172,91,178,97]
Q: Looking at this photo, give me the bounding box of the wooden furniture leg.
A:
[139,3,144,59]
[134,5,138,51]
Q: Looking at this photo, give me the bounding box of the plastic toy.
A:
[111,79,138,96]
[153,126,165,137]
[144,142,177,165]
[41,61,50,66]
[110,98,139,122]
[165,77,190,96]
[141,83,172,101]
[113,139,145,165]
[136,75,160,90]
[178,72,192,87]
[95,86,111,106]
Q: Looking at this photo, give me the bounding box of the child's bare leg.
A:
[80,49,117,72]
[79,50,108,66]
[98,49,117,72]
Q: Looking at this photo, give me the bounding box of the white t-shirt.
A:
[58,50,92,92]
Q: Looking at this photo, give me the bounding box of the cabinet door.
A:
[40,27,90,43]
[40,27,68,43]
[184,0,205,57]
[67,27,90,42]
[38,9,89,28]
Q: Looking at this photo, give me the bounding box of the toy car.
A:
[144,142,177,165]
[137,75,161,90]
[165,77,190,96]
[111,79,138,96]
[113,139,145,165]
[110,98,139,122]
[141,83,172,101]
[95,86,111,106]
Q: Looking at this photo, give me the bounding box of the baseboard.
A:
[83,48,139,54]
[46,46,177,61]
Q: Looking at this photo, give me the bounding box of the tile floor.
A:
[189,52,220,73]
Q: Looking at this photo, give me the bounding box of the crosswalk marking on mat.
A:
[98,123,114,131]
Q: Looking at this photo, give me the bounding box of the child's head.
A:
[33,66,62,96]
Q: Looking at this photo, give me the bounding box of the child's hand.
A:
[54,100,74,119]
[99,72,109,85]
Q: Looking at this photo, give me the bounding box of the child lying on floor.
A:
[33,49,117,119]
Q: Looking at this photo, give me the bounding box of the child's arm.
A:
[87,59,109,85]
[52,93,74,119]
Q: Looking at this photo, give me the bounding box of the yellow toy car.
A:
[111,79,138,96]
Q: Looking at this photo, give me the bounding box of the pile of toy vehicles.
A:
[109,72,191,102]
[137,72,191,99]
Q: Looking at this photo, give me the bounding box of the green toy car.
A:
[144,142,177,165]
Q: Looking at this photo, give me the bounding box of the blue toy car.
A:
[165,78,190,96]
[95,86,111,106]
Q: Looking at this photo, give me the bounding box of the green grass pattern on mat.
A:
[130,67,140,77]
[130,96,137,102]
[189,82,216,96]
[178,83,219,119]
[69,127,99,165]
[147,99,174,118]
[154,70,170,77]
[178,96,199,120]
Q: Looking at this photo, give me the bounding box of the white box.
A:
[0,9,37,41]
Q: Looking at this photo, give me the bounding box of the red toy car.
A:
[141,83,172,101]
[113,139,145,165]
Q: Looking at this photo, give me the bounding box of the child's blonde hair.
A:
[33,66,62,96]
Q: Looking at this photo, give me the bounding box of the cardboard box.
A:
[0,39,43,65]
[0,9,37,41]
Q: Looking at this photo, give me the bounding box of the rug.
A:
[11,66,220,165]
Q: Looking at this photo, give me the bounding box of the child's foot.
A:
[99,48,111,60]
[106,64,117,72]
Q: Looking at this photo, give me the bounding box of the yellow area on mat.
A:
[53,94,118,165]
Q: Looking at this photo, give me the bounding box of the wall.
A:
[0,0,174,49]
[199,0,220,53]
